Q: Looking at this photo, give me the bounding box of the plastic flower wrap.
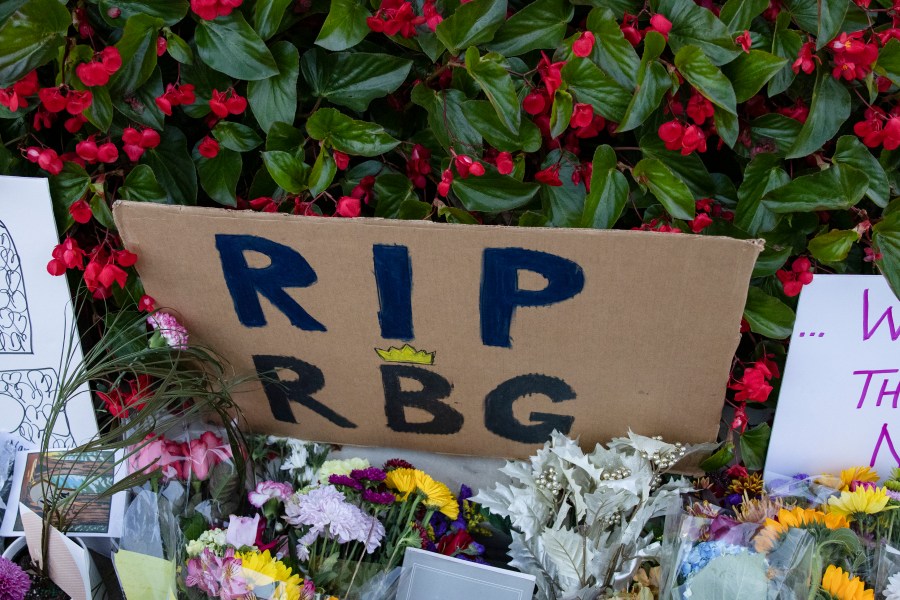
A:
[248,434,331,490]
[472,430,715,600]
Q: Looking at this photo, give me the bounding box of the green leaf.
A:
[0,0,71,85]
[639,134,715,198]
[808,229,859,263]
[541,151,585,227]
[98,0,187,26]
[438,206,479,224]
[752,246,792,277]
[769,13,803,96]
[306,108,400,156]
[212,121,263,152]
[574,0,639,19]
[194,146,241,207]
[657,0,741,66]
[315,0,370,50]
[308,148,337,197]
[452,173,540,212]
[248,41,299,133]
[675,45,737,115]
[465,47,520,133]
[716,105,741,148]
[689,548,769,596]
[561,58,631,123]
[817,0,849,49]
[109,14,163,95]
[549,89,573,140]
[719,0,767,32]
[266,122,304,152]
[262,151,309,194]
[750,114,802,155]
[699,442,735,472]
[435,0,507,54]
[48,163,90,231]
[195,13,278,80]
[763,164,868,212]
[89,193,115,230]
[464,100,541,152]
[114,67,165,130]
[488,0,572,56]
[83,84,113,132]
[736,154,789,235]
[723,50,788,103]
[832,135,890,207]
[139,126,198,205]
[617,32,671,132]
[633,158,695,220]
[397,199,432,220]
[301,48,412,113]
[164,31,193,64]
[873,212,900,300]
[786,70,851,159]
[582,145,629,228]
[254,0,292,40]
[373,172,416,218]
[739,423,772,470]
[877,39,900,87]
[411,86,481,154]
[744,287,795,339]
[120,164,167,203]
[586,7,640,88]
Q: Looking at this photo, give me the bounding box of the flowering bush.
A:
[1,0,899,467]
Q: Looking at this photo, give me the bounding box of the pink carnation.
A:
[147,311,189,350]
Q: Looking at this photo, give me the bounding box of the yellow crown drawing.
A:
[374,344,435,365]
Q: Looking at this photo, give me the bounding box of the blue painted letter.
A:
[480,248,585,347]
[373,244,414,340]
[216,234,326,330]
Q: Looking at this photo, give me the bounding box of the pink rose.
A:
[248,481,293,508]
[225,514,259,548]
[129,435,165,473]
[185,437,214,481]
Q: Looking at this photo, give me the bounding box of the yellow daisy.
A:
[821,565,873,600]
[839,467,880,491]
[414,470,459,520]
[827,487,891,521]
[384,468,418,500]
[237,550,302,600]
[753,507,849,552]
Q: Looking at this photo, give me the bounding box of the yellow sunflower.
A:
[827,487,891,521]
[384,468,418,500]
[753,507,849,552]
[821,565,873,600]
[839,467,880,491]
[237,550,302,600]
[414,470,459,520]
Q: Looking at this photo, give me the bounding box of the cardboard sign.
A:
[114,201,761,458]
[0,176,97,448]
[767,275,900,481]
[396,548,535,599]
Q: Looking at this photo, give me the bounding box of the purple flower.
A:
[351,467,387,482]
[249,480,293,508]
[226,514,259,548]
[185,547,249,599]
[0,556,31,600]
[458,484,473,501]
[284,485,385,552]
[362,489,396,505]
[329,474,363,490]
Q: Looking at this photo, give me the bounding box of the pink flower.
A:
[335,196,361,218]
[130,435,185,480]
[735,30,752,53]
[776,256,814,297]
[226,514,260,548]
[648,14,672,39]
[147,312,189,350]
[572,31,595,57]
[249,480,294,508]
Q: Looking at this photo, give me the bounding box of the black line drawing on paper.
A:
[0,368,74,448]
[0,220,33,354]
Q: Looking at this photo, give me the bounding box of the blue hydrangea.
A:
[678,540,746,581]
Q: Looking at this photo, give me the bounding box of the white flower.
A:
[885,572,900,600]
[316,458,370,484]
[185,527,227,557]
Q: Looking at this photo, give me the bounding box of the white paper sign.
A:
[396,548,536,600]
[0,176,97,448]
[766,275,900,482]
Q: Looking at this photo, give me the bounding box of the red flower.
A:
[776,256,814,297]
[406,144,432,188]
[209,89,247,118]
[535,164,562,186]
[69,199,93,224]
[157,36,167,57]
[64,114,87,133]
[523,91,546,115]
[537,52,566,96]
[454,154,480,178]
[30,148,63,175]
[495,152,514,175]
[735,30,752,53]
[730,361,775,403]
[621,13,642,46]
[76,61,111,87]
[422,0,442,31]
[658,120,685,151]
[65,90,93,115]
[681,124,707,154]
[97,142,119,163]
[333,150,350,170]
[198,136,219,158]
[572,31,595,58]
[437,169,452,196]
[689,212,713,233]
[571,103,594,129]
[98,376,153,419]
[686,91,714,125]
[351,175,376,204]
[0,71,38,112]
[155,83,194,115]
[138,295,156,312]
[883,117,900,150]
[367,0,426,38]
[648,14,673,39]
[792,42,818,75]
[76,136,99,162]
[191,0,242,20]
[335,196,362,218]
[49,238,85,271]
[854,107,886,147]
[115,249,138,267]
[731,403,748,433]
[38,87,68,112]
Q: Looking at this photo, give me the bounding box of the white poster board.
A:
[766,275,900,482]
[0,176,97,447]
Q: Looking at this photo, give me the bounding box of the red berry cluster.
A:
[776,256,814,297]
[47,237,137,299]
[155,83,196,116]
[75,47,122,87]
[121,127,162,161]
[209,89,247,119]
